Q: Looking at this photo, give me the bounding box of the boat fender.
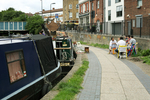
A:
[41,83,52,97]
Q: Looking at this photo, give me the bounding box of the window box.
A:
[136,6,141,9]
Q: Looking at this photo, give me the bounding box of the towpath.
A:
[77,45,150,100]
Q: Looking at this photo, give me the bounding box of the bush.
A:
[141,49,150,56]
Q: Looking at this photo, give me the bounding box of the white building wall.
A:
[79,0,88,4]
[38,11,63,23]
[105,0,124,34]
[106,0,124,22]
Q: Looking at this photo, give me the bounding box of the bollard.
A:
[85,47,89,53]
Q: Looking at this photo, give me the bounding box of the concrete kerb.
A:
[41,53,85,100]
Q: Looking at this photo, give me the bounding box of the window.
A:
[92,3,94,10]
[137,0,142,6]
[69,12,72,18]
[97,0,99,9]
[87,3,88,11]
[76,4,79,9]
[133,20,135,27]
[116,5,122,17]
[76,12,79,18]
[6,50,27,83]
[115,0,121,3]
[81,6,83,13]
[136,15,143,28]
[108,10,111,21]
[83,4,85,13]
[69,4,72,9]
[108,0,111,6]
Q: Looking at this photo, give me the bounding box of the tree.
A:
[7,7,15,11]
[0,7,24,21]
[11,14,27,21]
[25,15,44,34]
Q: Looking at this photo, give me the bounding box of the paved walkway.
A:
[77,46,150,100]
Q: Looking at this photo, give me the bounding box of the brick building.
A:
[124,0,150,37]
[79,0,103,24]
[78,0,103,32]
[63,0,79,24]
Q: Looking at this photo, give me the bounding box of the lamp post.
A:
[50,3,55,22]
[40,0,43,18]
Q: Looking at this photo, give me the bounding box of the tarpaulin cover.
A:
[32,35,58,74]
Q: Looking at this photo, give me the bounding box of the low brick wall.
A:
[67,32,150,50]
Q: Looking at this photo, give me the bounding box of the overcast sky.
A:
[0,0,63,14]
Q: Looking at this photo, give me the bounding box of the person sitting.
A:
[109,37,117,54]
[115,37,126,55]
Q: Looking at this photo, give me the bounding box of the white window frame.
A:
[83,4,85,13]
[76,12,79,18]
[87,3,88,11]
[116,5,122,17]
[69,4,72,9]
[92,3,94,10]
[137,0,142,6]
[108,10,111,21]
[115,0,121,3]
[76,4,79,9]
[108,0,111,6]
[69,12,72,18]
[97,0,99,9]
[136,15,143,28]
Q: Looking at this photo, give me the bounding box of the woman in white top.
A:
[109,37,117,54]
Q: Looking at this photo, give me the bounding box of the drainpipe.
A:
[103,0,105,34]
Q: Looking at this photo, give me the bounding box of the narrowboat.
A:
[0,35,61,100]
[53,35,77,74]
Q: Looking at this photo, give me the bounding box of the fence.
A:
[58,16,150,38]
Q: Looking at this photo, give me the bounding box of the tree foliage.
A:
[25,15,44,34]
[0,8,24,21]
[0,7,44,34]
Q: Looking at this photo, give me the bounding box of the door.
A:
[112,23,121,35]
[128,21,131,35]
[96,20,100,32]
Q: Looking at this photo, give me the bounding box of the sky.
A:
[0,0,63,14]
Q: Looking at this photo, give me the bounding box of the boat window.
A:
[6,50,27,83]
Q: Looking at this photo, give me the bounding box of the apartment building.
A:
[63,0,79,24]
[105,0,124,35]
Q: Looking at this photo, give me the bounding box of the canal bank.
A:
[41,53,86,100]
[67,32,150,50]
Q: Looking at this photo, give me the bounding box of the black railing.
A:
[58,16,150,38]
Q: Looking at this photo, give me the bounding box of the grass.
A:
[131,48,150,65]
[52,60,89,100]
[80,41,150,66]
[80,41,109,49]
[141,56,150,65]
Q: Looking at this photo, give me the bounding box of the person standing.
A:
[128,35,136,56]
[109,37,117,54]
[129,35,136,46]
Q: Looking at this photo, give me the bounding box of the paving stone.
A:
[78,46,150,100]
[101,94,126,100]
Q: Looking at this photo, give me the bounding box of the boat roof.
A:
[0,37,31,45]
[0,34,53,45]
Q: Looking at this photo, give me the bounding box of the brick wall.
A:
[63,0,79,23]
[124,0,150,36]
[90,0,103,23]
